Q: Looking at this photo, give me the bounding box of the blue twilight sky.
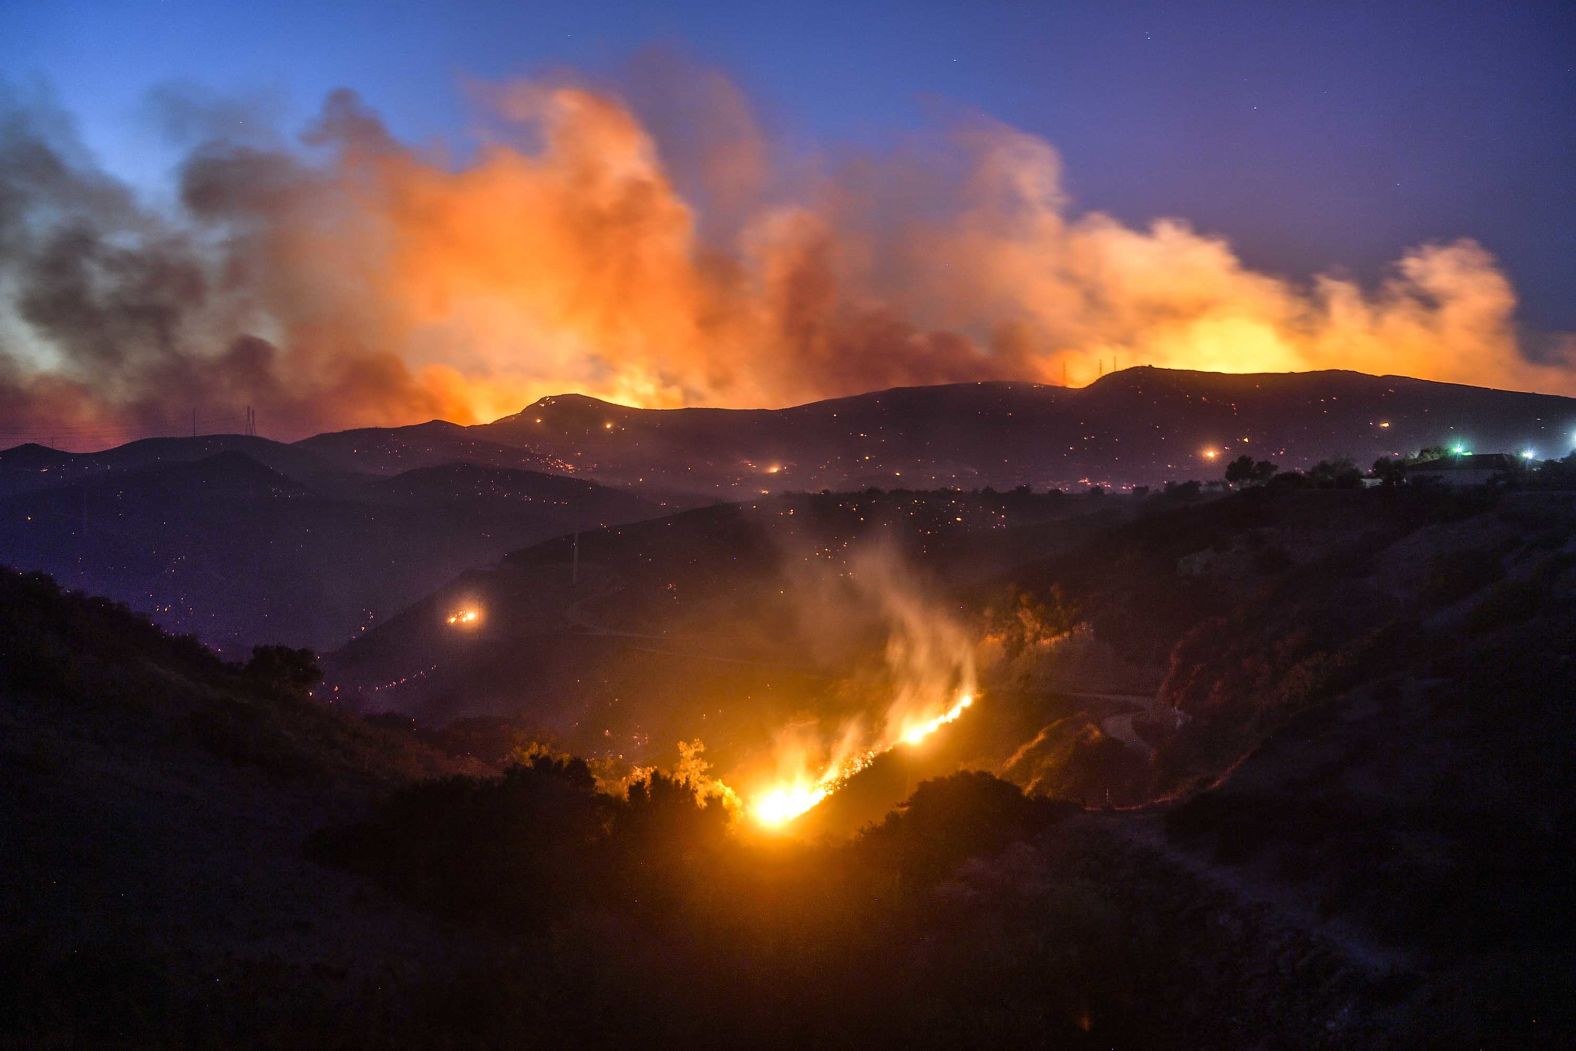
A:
[2,0,1573,327]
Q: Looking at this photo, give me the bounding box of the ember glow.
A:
[446,608,481,627]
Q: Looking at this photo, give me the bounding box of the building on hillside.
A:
[1405,453,1523,488]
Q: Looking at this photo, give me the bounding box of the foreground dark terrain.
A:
[4,476,1574,1047]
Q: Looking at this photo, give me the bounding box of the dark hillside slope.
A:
[324,487,1123,766]
[0,434,337,498]
[295,419,572,477]
[0,452,661,652]
[470,368,1576,494]
[0,568,484,1045]
[987,487,1576,1040]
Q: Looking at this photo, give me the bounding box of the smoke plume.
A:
[1,64,1571,447]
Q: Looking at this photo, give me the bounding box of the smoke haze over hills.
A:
[2,59,1573,448]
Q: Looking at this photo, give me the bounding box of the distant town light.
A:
[1377,421,1391,429]
[446,608,481,628]
[1202,448,1218,460]
[603,421,614,430]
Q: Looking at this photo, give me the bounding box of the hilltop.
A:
[473,368,1576,493]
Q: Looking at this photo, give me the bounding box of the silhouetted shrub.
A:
[243,645,322,696]
[1465,579,1548,636]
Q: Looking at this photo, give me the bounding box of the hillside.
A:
[324,482,1575,1042]
[19,368,1574,503]
[0,568,485,1044]
[9,480,1576,1043]
[469,368,1576,494]
[0,434,338,498]
[0,452,662,653]
[294,419,574,478]
[325,486,1140,763]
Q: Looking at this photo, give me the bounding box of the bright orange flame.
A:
[749,690,978,829]
[897,691,974,746]
[446,608,481,627]
[753,784,830,828]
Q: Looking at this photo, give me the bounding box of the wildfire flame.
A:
[750,690,979,829]
[446,608,481,627]
[753,784,831,828]
[897,691,974,746]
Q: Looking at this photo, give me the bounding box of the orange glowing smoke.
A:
[2,62,1572,447]
[332,85,1574,413]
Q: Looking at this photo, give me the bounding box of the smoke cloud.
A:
[2,63,1572,447]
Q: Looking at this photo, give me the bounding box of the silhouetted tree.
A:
[855,771,1071,886]
[1267,470,1308,490]
[1226,456,1277,487]
[1224,455,1255,486]
[1307,458,1362,489]
[1372,457,1406,486]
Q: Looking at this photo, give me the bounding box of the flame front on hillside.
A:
[750,689,979,829]
[747,542,981,830]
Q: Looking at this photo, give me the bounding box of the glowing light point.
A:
[446,608,481,627]
[603,421,614,430]
[1451,445,1467,456]
[1521,449,1536,460]
[1202,448,1218,460]
[1378,421,1391,429]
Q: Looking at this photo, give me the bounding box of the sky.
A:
[1,0,1573,441]
[7,0,1571,324]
